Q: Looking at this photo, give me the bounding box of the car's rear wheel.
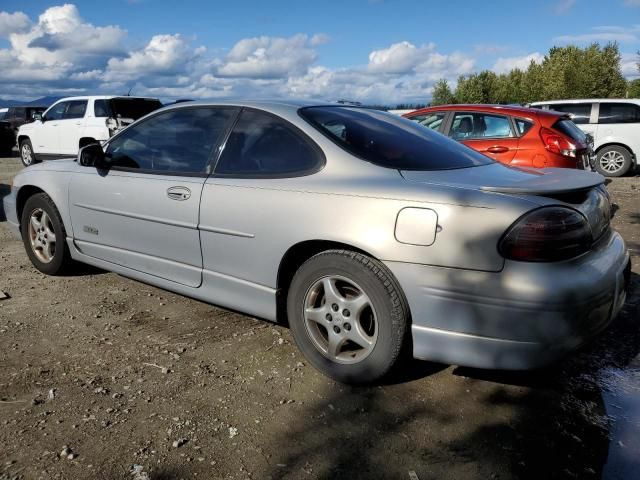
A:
[595,145,632,177]
[21,193,73,275]
[19,139,37,167]
[287,250,409,384]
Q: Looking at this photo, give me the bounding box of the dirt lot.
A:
[0,154,639,480]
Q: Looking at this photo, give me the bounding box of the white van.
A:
[530,99,640,176]
[17,96,162,167]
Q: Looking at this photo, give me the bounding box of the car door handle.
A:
[487,146,509,153]
[167,186,191,201]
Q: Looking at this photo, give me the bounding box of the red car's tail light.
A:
[540,127,576,158]
[499,207,592,262]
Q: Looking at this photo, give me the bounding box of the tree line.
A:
[430,43,640,106]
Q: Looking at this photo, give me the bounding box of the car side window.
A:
[598,103,640,124]
[548,104,591,124]
[515,119,534,136]
[12,108,26,120]
[63,101,87,119]
[408,112,446,131]
[450,112,514,140]
[45,102,68,121]
[94,100,111,118]
[105,107,237,174]
[215,108,324,177]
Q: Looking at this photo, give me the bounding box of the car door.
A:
[68,106,238,287]
[595,102,640,152]
[33,101,68,154]
[57,100,88,155]
[448,111,519,163]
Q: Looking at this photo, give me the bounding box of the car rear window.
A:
[547,104,591,124]
[553,119,587,143]
[300,106,493,171]
[109,98,163,120]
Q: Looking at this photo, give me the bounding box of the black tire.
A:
[21,193,73,275]
[19,138,38,167]
[595,145,632,177]
[287,250,409,384]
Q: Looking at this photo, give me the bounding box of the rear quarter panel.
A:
[199,171,537,289]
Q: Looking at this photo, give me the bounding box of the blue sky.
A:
[0,0,638,103]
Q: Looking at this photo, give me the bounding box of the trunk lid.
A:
[400,163,604,195]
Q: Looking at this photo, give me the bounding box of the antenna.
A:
[127,86,133,96]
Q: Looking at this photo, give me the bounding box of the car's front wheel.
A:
[287,250,409,384]
[21,193,73,275]
[595,145,632,177]
[19,139,37,167]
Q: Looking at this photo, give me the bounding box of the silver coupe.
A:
[3,100,631,383]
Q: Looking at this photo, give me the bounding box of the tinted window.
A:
[215,109,323,176]
[553,119,588,143]
[94,100,111,117]
[450,112,514,140]
[515,119,534,136]
[11,108,26,120]
[63,100,87,119]
[45,102,68,121]
[548,104,591,124]
[598,103,640,124]
[408,112,446,131]
[106,107,237,174]
[301,106,493,171]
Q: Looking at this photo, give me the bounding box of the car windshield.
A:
[300,106,493,170]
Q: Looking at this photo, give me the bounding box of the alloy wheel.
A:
[21,144,33,166]
[28,208,56,263]
[303,275,378,364]
[599,151,625,174]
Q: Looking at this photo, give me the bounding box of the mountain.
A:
[0,96,63,108]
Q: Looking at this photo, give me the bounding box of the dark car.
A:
[0,106,47,155]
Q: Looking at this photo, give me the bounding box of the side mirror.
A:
[78,143,107,168]
[33,113,43,122]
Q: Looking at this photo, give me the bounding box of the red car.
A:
[403,104,593,169]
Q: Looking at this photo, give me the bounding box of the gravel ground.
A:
[0,153,638,480]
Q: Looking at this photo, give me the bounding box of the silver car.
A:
[3,101,630,383]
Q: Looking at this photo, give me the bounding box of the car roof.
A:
[162,98,337,109]
[50,95,160,102]
[404,104,563,118]
[531,98,640,105]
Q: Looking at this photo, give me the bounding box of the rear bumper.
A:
[2,190,20,238]
[385,231,630,370]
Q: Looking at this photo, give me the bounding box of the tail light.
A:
[499,207,592,262]
[540,127,576,158]
[105,117,118,137]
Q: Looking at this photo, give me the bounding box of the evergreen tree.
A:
[430,79,456,105]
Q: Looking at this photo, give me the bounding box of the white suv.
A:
[530,99,640,176]
[17,95,162,166]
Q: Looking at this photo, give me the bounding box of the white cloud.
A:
[105,34,191,81]
[0,11,30,37]
[623,0,640,6]
[621,52,639,78]
[492,52,544,74]
[554,25,640,43]
[367,41,474,79]
[217,34,319,78]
